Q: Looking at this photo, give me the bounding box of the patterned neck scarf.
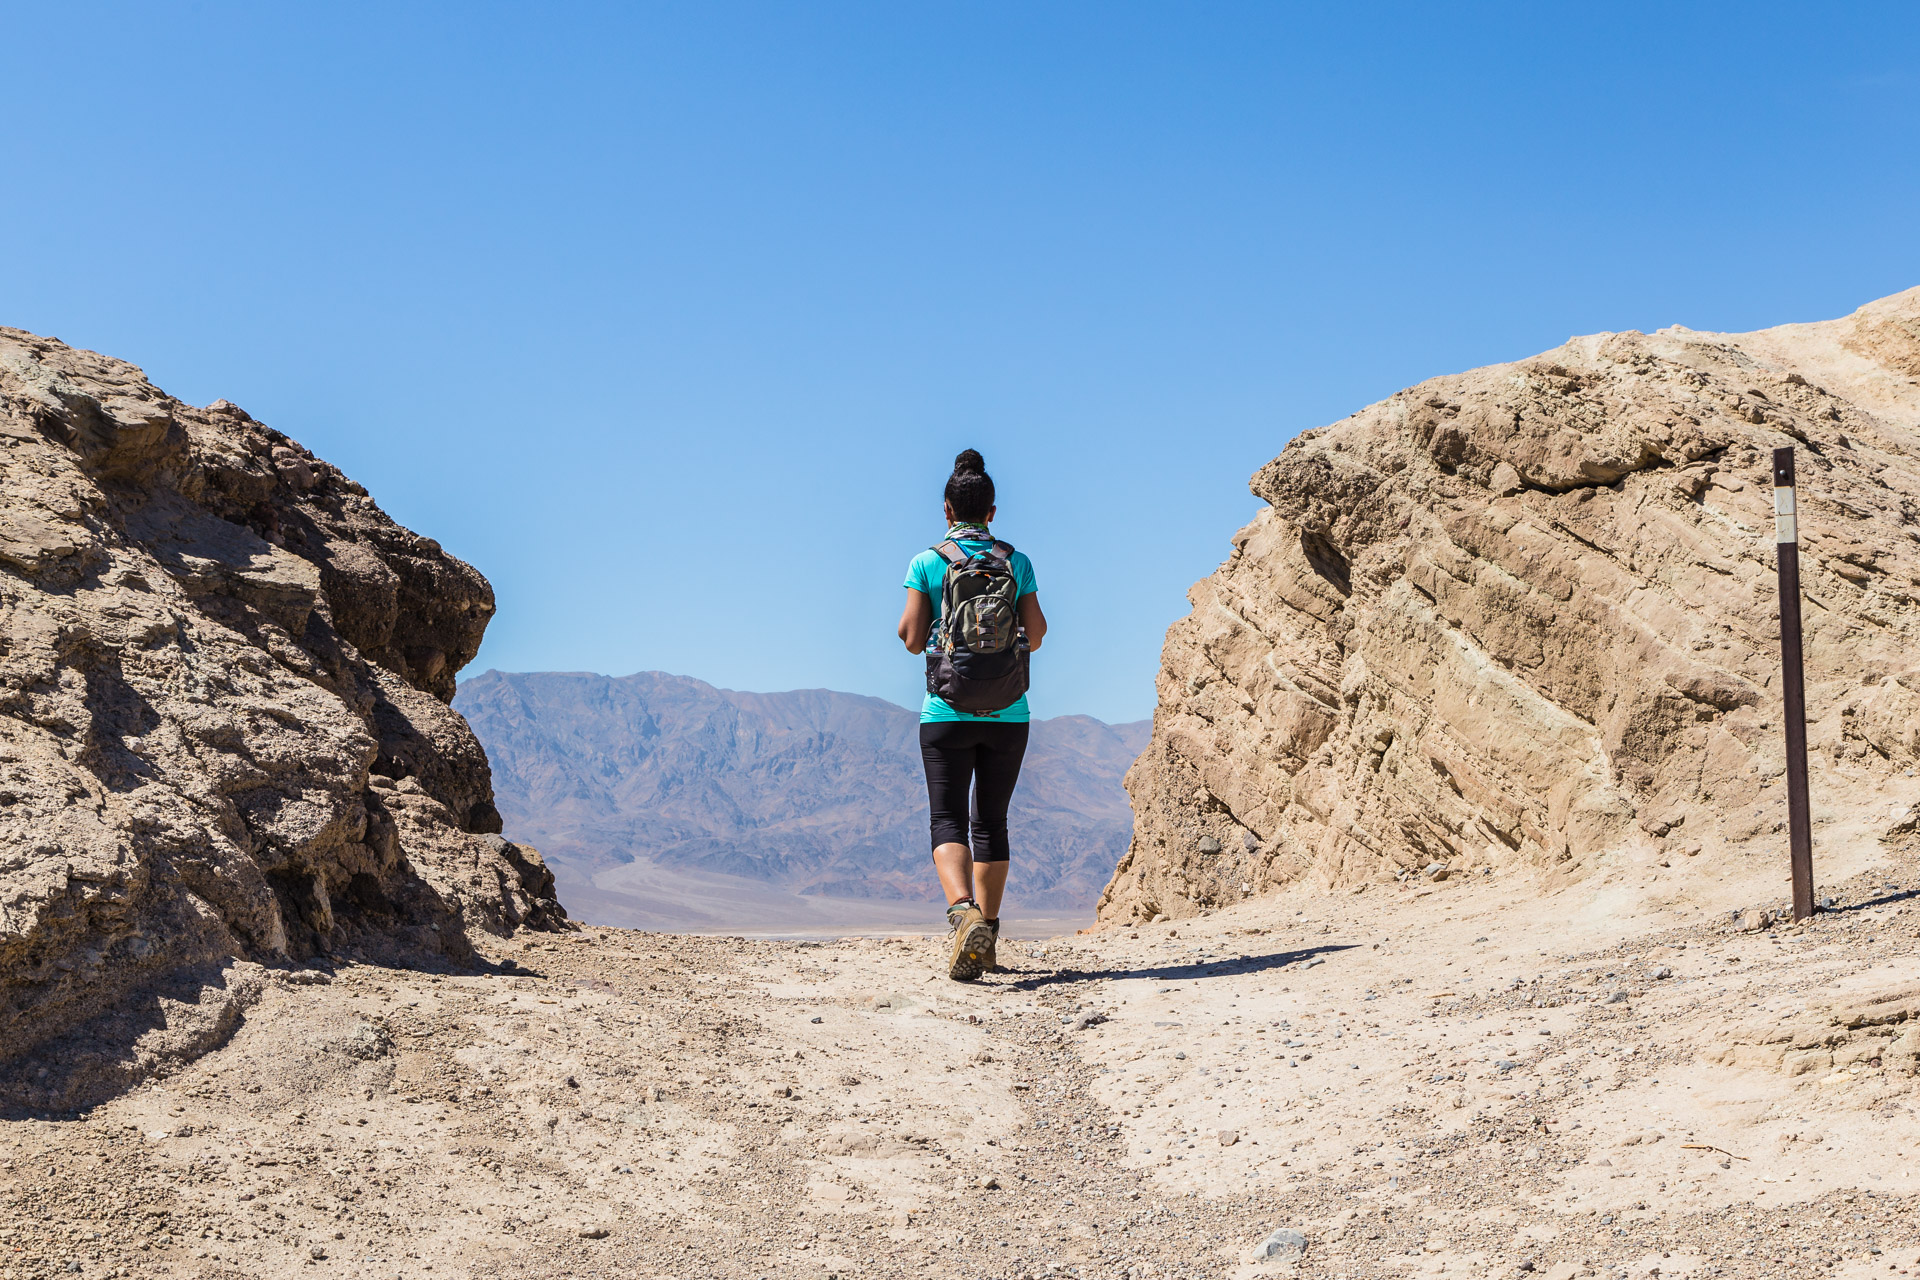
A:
[946,522,993,541]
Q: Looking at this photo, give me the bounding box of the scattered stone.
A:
[1652,965,1673,979]
[1739,909,1775,932]
[344,1021,394,1060]
[1424,862,1450,881]
[1250,1228,1307,1262]
[1197,836,1222,855]
[579,1225,611,1239]
[1217,1129,1238,1146]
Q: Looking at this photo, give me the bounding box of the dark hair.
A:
[944,449,995,522]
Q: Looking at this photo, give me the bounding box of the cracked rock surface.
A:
[0,328,566,1109]
[1103,286,1920,923]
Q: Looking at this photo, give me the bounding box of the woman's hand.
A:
[1019,593,1047,651]
[898,589,933,654]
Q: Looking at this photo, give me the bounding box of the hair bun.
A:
[953,448,986,476]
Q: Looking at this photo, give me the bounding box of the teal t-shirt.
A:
[905,532,1038,723]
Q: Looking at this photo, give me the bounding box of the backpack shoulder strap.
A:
[987,539,1015,562]
[932,540,969,567]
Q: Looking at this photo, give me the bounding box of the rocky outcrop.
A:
[1101,288,1920,922]
[1712,983,1920,1079]
[0,328,565,1108]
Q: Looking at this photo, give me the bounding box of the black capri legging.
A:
[919,720,1030,863]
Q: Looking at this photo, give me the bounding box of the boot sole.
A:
[948,921,995,981]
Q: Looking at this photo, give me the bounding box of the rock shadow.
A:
[1832,886,1919,913]
[0,961,264,1121]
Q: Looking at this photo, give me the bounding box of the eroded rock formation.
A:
[0,328,565,1107]
[1101,288,1920,921]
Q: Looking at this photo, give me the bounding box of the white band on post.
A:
[1774,486,1797,545]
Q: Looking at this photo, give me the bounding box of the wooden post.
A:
[1773,446,1815,920]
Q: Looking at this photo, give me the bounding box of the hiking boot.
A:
[945,901,993,982]
[981,919,1000,972]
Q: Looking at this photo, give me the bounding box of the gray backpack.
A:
[925,538,1029,715]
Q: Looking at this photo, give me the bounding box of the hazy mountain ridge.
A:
[455,670,1148,916]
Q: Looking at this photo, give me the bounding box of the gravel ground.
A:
[2,839,1917,1280]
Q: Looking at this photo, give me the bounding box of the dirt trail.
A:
[3,826,1919,1280]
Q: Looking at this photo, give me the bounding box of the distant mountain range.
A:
[453,670,1148,930]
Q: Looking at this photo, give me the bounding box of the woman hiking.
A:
[897,450,1048,981]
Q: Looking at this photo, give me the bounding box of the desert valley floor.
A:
[4,819,1919,1280]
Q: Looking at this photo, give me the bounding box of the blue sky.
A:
[4,3,1916,722]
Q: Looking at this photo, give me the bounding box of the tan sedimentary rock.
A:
[1711,984,1920,1077]
[1101,287,1920,922]
[0,328,565,1107]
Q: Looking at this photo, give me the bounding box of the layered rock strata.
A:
[1101,288,1920,921]
[0,328,565,1106]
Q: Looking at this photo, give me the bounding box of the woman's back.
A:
[894,449,1048,982]
[902,524,1038,723]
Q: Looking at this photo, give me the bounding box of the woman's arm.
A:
[898,589,933,654]
[1018,593,1047,652]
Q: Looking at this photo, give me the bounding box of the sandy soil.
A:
[4,819,1918,1280]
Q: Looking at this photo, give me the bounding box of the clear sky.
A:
[4,4,1916,723]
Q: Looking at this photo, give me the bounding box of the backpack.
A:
[925,537,1030,715]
